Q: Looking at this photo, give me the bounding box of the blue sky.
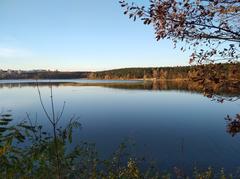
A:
[0,0,190,71]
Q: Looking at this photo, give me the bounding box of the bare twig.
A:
[36,82,53,125]
[36,81,62,178]
[50,85,56,124]
[56,101,66,125]
[26,112,38,140]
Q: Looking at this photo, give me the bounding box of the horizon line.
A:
[0,64,195,72]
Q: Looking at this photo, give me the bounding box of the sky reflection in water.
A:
[0,80,240,172]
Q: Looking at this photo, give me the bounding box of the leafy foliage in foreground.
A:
[120,0,240,64]
[0,112,240,179]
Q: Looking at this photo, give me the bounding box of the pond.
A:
[0,79,240,172]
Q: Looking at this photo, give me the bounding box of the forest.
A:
[0,70,89,80]
[88,63,240,82]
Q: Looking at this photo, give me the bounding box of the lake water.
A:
[1,79,240,172]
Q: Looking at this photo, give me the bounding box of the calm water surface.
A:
[0,79,240,172]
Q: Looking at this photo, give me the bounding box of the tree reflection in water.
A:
[1,80,240,138]
[226,114,240,137]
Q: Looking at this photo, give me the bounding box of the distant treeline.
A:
[1,63,240,81]
[0,71,90,80]
[88,63,240,81]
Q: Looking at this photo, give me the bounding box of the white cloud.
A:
[0,47,32,58]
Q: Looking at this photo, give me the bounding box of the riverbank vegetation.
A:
[1,111,239,179]
[88,63,240,82]
[1,63,239,84]
[0,70,89,80]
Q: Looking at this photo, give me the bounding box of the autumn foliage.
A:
[120,0,240,64]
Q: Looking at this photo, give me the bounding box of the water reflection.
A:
[226,114,240,137]
[0,79,240,171]
[0,79,240,97]
[1,80,240,137]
